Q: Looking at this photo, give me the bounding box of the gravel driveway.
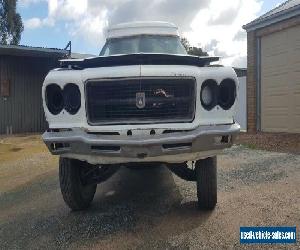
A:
[0,136,299,249]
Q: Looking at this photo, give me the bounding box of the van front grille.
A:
[86,77,196,125]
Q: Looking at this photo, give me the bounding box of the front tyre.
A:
[195,156,217,210]
[59,157,97,211]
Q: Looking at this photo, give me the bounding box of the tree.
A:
[181,37,208,57]
[0,0,24,45]
[181,37,190,52]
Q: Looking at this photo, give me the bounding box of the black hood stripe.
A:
[60,53,219,69]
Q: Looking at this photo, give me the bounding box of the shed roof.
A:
[243,0,300,31]
[0,44,68,58]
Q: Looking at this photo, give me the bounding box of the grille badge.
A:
[136,92,146,109]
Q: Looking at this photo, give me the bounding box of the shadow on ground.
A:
[0,166,212,249]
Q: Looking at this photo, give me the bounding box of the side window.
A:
[103,47,110,56]
[99,43,110,56]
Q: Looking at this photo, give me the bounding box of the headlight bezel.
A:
[45,84,64,115]
[200,79,218,111]
[218,78,236,110]
[63,83,81,115]
[45,83,81,115]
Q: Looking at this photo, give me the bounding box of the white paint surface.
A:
[43,65,239,131]
[106,21,179,38]
[235,76,247,131]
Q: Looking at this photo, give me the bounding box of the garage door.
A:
[261,25,300,133]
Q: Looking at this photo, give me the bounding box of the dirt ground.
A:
[236,132,300,154]
[0,135,299,249]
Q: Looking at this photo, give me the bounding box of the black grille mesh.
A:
[86,78,195,125]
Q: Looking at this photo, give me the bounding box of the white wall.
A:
[235,76,247,131]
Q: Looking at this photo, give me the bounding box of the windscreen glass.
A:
[100,35,187,56]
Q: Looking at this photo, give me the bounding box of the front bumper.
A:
[43,123,240,164]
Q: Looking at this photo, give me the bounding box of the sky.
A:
[18,0,287,67]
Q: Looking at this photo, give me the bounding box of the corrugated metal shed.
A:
[0,45,68,134]
[0,44,68,57]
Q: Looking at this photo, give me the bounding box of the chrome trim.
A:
[43,123,240,161]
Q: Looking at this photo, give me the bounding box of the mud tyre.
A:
[59,157,97,211]
[195,156,217,210]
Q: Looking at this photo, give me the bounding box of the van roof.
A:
[106,21,179,39]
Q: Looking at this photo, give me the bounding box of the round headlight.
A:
[45,84,63,115]
[201,85,213,105]
[200,80,218,110]
[218,79,236,110]
[63,83,81,115]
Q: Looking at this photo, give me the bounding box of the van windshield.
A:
[100,35,187,56]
